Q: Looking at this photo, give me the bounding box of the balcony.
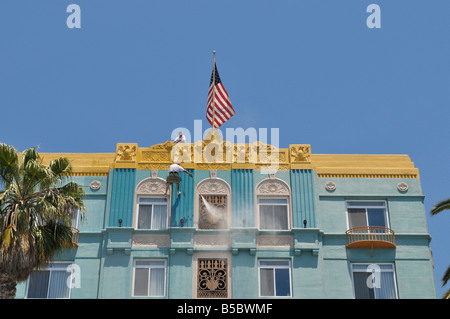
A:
[346,226,395,257]
[71,227,80,247]
[62,227,80,248]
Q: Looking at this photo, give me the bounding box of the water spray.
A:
[189,174,223,225]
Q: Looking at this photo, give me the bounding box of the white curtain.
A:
[374,268,396,299]
[138,198,168,230]
[138,205,152,229]
[134,268,149,296]
[260,268,274,296]
[348,208,367,229]
[259,205,288,230]
[259,206,273,230]
[152,205,168,230]
[149,268,165,296]
[273,205,288,230]
[352,264,396,299]
[48,270,71,299]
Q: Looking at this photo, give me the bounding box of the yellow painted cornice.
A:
[40,153,115,176]
[312,154,419,178]
[39,142,419,178]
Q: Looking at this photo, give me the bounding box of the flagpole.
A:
[212,50,216,131]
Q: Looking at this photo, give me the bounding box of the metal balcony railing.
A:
[71,227,80,247]
[62,227,80,248]
[346,226,396,255]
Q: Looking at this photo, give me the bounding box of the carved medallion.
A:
[325,181,336,191]
[90,180,101,190]
[397,182,408,192]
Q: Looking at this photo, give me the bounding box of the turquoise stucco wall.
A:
[290,169,316,228]
[109,169,136,227]
[171,169,195,227]
[14,169,437,299]
[232,169,254,227]
[314,176,436,298]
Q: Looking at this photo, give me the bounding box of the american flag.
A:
[206,63,235,129]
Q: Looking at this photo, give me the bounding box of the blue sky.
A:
[1,0,449,297]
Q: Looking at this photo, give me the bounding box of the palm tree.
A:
[430,198,450,299]
[0,144,85,299]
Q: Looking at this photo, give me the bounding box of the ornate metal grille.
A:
[199,195,227,229]
[197,258,228,298]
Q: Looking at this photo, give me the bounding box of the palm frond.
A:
[430,198,450,216]
[32,220,76,268]
[21,147,40,168]
[0,145,85,285]
[442,265,450,287]
[23,159,54,195]
[0,143,19,186]
[49,157,73,177]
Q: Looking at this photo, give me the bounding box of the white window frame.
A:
[25,262,73,299]
[346,200,390,230]
[258,259,292,297]
[350,263,398,299]
[136,196,169,230]
[257,197,290,231]
[70,208,80,229]
[132,259,167,297]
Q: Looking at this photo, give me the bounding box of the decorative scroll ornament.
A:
[257,235,294,247]
[142,141,174,162]
[136,178,167,195]
[197,258,228,298]
[197,179,230,195]
[116,143,137,161]
[132,234,170,247]
[256,179,290,196]
[290,144,311,162]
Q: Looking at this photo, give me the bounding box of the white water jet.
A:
[201,195,224,225]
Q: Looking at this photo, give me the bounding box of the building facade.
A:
[15,141,437,299]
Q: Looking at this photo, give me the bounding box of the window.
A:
[199,195,228,229]
[258,198,289,230]
[136,197,168,230]
[197,258,228,298]
[351,263,398,299]
[70,208,80,229]
[347,201,389,229]
[26,263,73,299]
[133,260,166,297]
[258,260,292,297]
[195,178,232,230]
